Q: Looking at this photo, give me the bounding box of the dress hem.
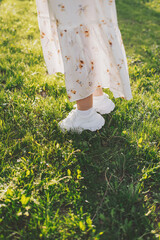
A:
[69,86,133,102]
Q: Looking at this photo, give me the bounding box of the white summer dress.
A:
[36,0,132,102]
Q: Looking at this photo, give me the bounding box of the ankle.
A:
[93,87,104,97]
[77,107,93,116]
[77,106,93,110]
[93,93,104,98]
[76,94,93,110]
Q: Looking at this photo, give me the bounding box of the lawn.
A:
[0,0,160,239]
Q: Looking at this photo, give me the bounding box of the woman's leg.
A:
[59,92,105,132]
[76,86,103,111]
[76,94,93,110]
[93,87,103,97]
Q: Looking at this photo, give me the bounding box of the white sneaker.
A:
[58,108,105,133]
[73,93,115,115]
[93,93,115,114]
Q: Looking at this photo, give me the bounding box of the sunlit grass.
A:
[0,0,160,239]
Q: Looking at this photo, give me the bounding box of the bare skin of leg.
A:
[93,86,103,97]
[77,94,93,110]
[76,87,103,111]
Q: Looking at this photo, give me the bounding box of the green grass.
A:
[0,0,160,239]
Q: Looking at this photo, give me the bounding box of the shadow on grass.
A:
[62,111,154,239]
[116,0,160,57]
[57,1,160,238]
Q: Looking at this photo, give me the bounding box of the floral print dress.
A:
[36,0,132,102]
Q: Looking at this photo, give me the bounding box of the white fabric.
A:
[36,0,133,102]
[58,108,105,133]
